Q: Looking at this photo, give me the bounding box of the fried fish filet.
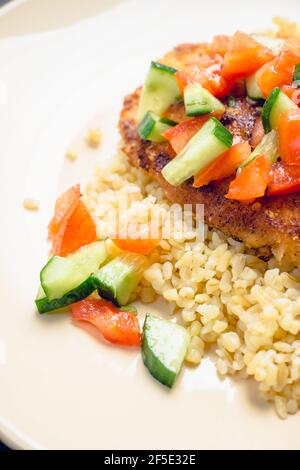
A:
[119,45,300,265]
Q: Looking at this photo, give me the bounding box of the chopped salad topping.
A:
[48,185,97,257]
[72,299,141,347]
[222,31,274,80]
[257,49,300,97]
[278,108,300,165]
[112,238,160,255]
[135,30,300,202]
[193,141,251,188]
[225,155,271,201]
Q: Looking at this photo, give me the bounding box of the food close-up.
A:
[1,0,300,452]
[36,19,300,421]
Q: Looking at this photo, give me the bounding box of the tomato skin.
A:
[278,108,300,166]
[48,185,80,240]
[211,35,230,57]
[282,85,300,106]
[162,116,209,154]
[257,50,300,97]
[52,199,97,257]
[222,31,274,80]
[112,238,160,255]
[175,57,232,98]
[72,299,141,347]
[225,155,271,201]
[281,85,294,99]
[193,141,251,188]
[176,66,202,96]
[268,163,300,195]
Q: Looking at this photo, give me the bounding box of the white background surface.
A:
[0,0,300,450]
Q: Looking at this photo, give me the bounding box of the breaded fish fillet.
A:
[119,46,300,265]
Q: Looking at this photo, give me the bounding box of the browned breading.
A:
[118,48,300,265]
[221,99,261,143]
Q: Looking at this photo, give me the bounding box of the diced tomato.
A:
[268,162,300,195]
[222,31,274,80]
[257,49,300,97]
[162,116,209,154]
[175,57,233,98]
[278,108,300,166]
[112,238,160,255]
[52,199,97,256]
[175,66,201,96]
[193,141,251,188]
[281,85,294,99]
[225,155,271,201]
[48,185,81,240]
[284,38,300,57]
[211,35,231,57]
[281,84,300,106]
[72,299,141,347]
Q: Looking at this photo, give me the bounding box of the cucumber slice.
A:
[138,61,180,122]
[293,63,300,85]
[162,117,233,186]
[183,82,225,117]
[142,314,190,388]
[138,111,176,143]
[93,253,148,306]
[41,256,76,300]
[40,241,107,301]
[251,34,284,56]
[240,129,279,169]
[70,241,107,272]
[35,278,98,314]
[246,71,264,101]
[262,88,298,133]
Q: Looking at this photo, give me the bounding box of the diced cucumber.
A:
[142,314,190,388]
[35,278,98,314]
[240,130,279,169]
[184,83,225,117]
[246,71,264,101]
[93,253,148,306]
[41,256,76,300]
[138,61,181,122]
[40,241,107,301]
[293,63,300,85]
[70,241,107,272]
[138,111,176,143]
[251,34,284,56]
[262,88,298,133]
[161,117,233,186]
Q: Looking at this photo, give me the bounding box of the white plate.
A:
[1,0,300,450]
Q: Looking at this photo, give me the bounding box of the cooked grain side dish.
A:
[36,19,300,419]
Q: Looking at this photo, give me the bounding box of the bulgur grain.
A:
[84,149,300,418]
[220,332,241,352]
[23,198,39,211]
[140,287,156,304]
[65,149,78,161]
[86,128,101,148]
[190,320,202,336]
